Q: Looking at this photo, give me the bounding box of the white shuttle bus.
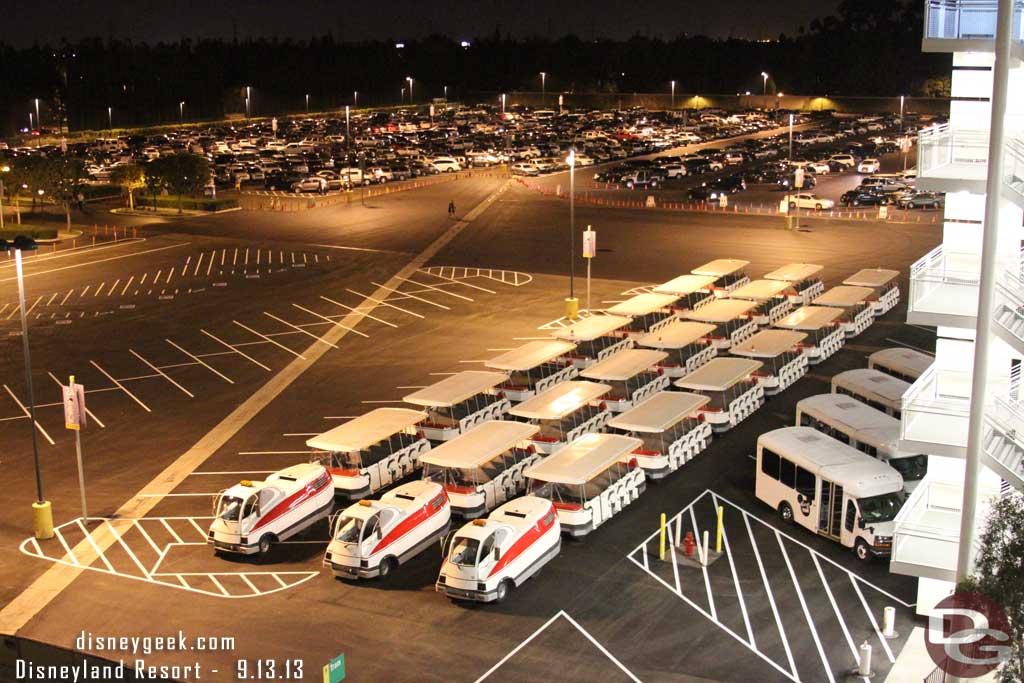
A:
[763,262,825,304]
[812,286,875,338]
[843,268,900,316]
[729,329,809,395]
[606,293,681,337]
[579,349,670,412]
[524,433,646,537]
[420,420,541,519]
[651,274,716,315]
[773,306,845,364]
[691,258,750,297]
[795,394,927,492]
[868,347,932,383]
[606,392,713,479]
[485,340,579,402]
[306,408,431,500]
[756,426,905,560]
[436,496,560,603]
[507,380,613,453]
[404,371,512,441]
[831,368,909,418]
[674,357,765,432]
[324,480,451,579]
[683,299,758,350]
[551,314,634,368]
[635,320,717,378]
[727,279,794,326]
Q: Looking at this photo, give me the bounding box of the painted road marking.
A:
[166,339,234,384]
[201,330,271,372]
[319,295,398,328]
[263,311,340,348]
[345,288,424,319]
[417,268,497,294]
[291,303,369,339]
[3,384,55,445]
[129,349,194,398]
[89,360,152,412]
[395,275,473,301]
[233,320,306,359]
[0,243,189,284]
[371,281,451,310]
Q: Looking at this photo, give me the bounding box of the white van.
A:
[691,259,751,297]
[507,378,613,452]
[431,157,462,173]
[404,371,512,441]
[324,480,450,579]
[607,392,713,478]
[420,420,541,519]
[773,306,846,364]
[525,433,646,537]
[306,408,431,500]
[485,340,579,402]
[551,314,634,368]
[756,426,905,560]
[437,496,560,603]
[727,279,794,326]
[729,329,809,395]
[843,268,901,317]
[868,347,933,383]
[812,286,875,338]
[763,263,825,305]
[209,463,334,555]
[606,293,680,337]
[674,357,765,432]
[579,350,670,412]
[635,320,717,378]
[683,299,758,350]
[831,368,909,418]
[796,394,927,492]
[651,274,717,315]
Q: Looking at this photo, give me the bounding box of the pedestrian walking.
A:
[448,200,456,217]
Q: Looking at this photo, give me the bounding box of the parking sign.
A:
[62,381,86,430]
[582,228,596,258]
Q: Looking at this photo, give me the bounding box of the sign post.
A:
[582,226,596,313]
[323,653,346,683]
[62,376,88,519]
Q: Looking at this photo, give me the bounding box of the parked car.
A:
[291,176,328,193]
[784,193,835,210]
[840,190,889,207]
[431,157,462,173]
[828,154,857,168]
[623,170,660,189]
[510,162,540,176]
[857,158,881,174]
[895,191,945,210]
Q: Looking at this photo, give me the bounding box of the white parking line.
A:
[208,575,230,596]
[288,304,368,339]
[850,577,896,663]
[200,329,271,371]
[46,292,58,306]
[710,492,756,647]
[346,288,424,318]
[166,339,234,384]
[60,290,74,305]
[238,450,317,455]
[813,555,867,682]
[689,506,716,620]
[239,574,259,594]
[132,520,163,556]
[417,269,497,294]
[187,518,207,538]
[76,519,116,573]
[54,528,80,566]
[129,349,194,398]
[3,384,55,445]
[89,360,152,412]
[372,281,451,309]
[395,276,473,301]
[104,520,151,578]
[777,530,835,683]
[319,295,398,327]
[193,253,203,276]
[233,320,305,359]
[190,470,277,475]
[159,519,184,544]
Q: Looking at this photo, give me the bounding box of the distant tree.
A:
[40,155,85,231]
[917,76,951,98]
[110,164,146,210]
[2,156,47,225]
[162,153,211,214]
[143,158,169,210]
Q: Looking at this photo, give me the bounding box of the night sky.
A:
[0,0,840,46]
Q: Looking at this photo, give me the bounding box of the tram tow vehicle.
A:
[729,329,809,395]
[773,306,846,364]
[551,314,634,369]
[404,371,512,441]
[831,368,910,418]
[868,347,932,383]
[324,480,451,579]
[691,259,751,297]
[606,293,681,337]
[755,426,905,560]
[674,357,765,433]
[763,262,825,304]
[579,349,670,412]
[209,463,334,555]
[651,274,717,315]
[420,420,541,519]
[524,433,646,537]
[636,320,717,378]
[306,408,431,500]
[843,268,900,317]
[812,286,876,338]
[507,380,613,453]
[727,279,794,327]
[485,340,579,402]
[436,496,560,603]
[683,299,758,350]
[796,393,927,492]
[607,392,712,479]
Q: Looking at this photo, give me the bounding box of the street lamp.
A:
[179,101,185,123]
[501,93,506,115]
[566,148,577,318]
[107,106,112,132]
[406,77,414,103]
[540,72,546,106]
[761,72,769,101]
[245,86,252,118]
[0,165,9,230]
[34,98,40,132]
[899,94,907,171]
[305,93,310,113]
[443,85,448,100]
[671,80,676,110]
[0,236,50,539]
[345,105,351,164]
[400,87,406,104]
[354,91,359,107]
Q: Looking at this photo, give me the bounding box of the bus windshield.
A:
[217,496,244,521]
[333,517,363,543]
[859,492,906,523]
[887,454,927,482]
[449,537,481,566]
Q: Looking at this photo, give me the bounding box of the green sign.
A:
[322,653,345,683]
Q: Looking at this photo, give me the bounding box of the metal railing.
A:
[908,244,982,319]
[917,124,990,179]
[900,361,973,449]
[1005,137,1024,202]
[925,0,1024,42]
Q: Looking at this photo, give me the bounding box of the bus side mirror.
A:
[493,548,501,562]
[857,518,866,530]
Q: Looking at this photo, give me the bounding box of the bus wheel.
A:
[855,539,872,562]
[258,534,275,554]
[495,579,513,604]
[379,557,397,579]
[778,502,794,523]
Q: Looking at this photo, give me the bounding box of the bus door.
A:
[817,479,844,540]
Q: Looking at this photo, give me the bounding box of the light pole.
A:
[345,105,351,166]
[899,94,907,171]
[179,101,185,123]
[501,93,506,115]
[443,85,448,100]
[406,77,414,104]
[354,90,359,108]
[761,72,769,105]
[671,80,676,110]
[245,86,252,118]
[400,87,405,104]
[107,106,112,133]
[34,98,40,132]
[305,93,310,113]
[0,165,9,230]
[540,72,546,106]
[567,148,577,318]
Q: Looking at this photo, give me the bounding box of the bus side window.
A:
[861,444,878,457]
[845,500,856,533]
[761,448,781,480]
[799,413,812,427]
[796,466,815,501]
[779,457,796,489]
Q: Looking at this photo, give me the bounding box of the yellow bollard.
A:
[564,297,579,320]
[716,505,724,554]
[659,512,666,561]
[33,500,54,540]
